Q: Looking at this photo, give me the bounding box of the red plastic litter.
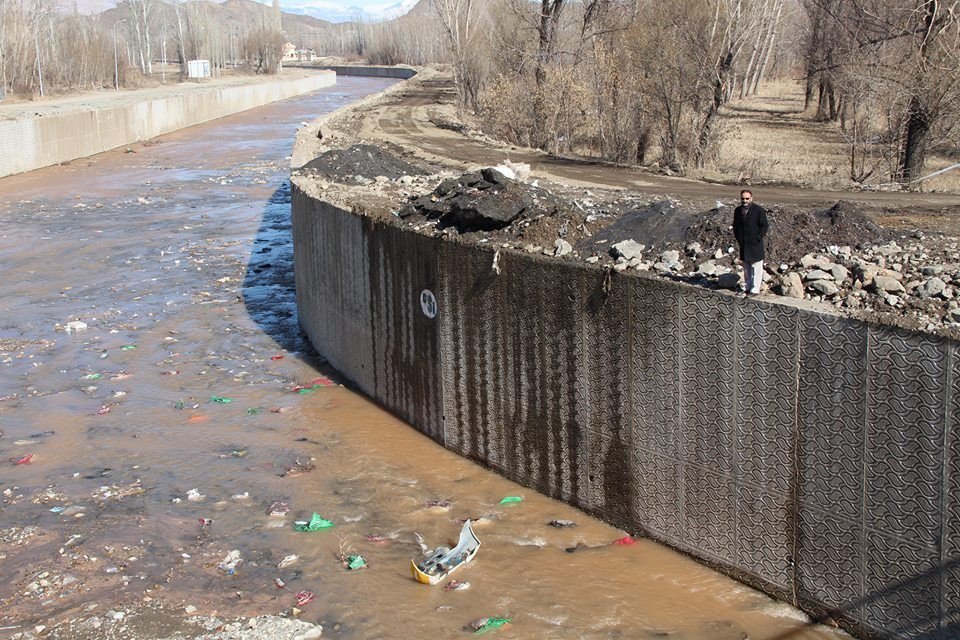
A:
[11,453,34,465]
[198,518,214,527]
[295,590,315,606]
[364,534,389,544]
[311,377,333,386]
[270,355,284,360]
[611,536,636,546]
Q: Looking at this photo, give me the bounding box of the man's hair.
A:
[740,189,753,198]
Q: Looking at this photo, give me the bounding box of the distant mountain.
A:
[281,0,419,23]
[61,0,421,22]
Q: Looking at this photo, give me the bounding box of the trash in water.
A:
[229,449,247,458]
[292,377,335,394]
[425,499,452,509]
[94,403,115,416]
[444,580,471,592]
[499,496,523,505]
[65,321,88,333]
[80,373,102,380]
[293,513,334,531]
[274,577,287,589]
[209,395,232,404]
[611,536,636,546]
[281,459,315,477]
[277,554,298,568]
[270,355,284,360]
[411,520,480,586]
[547,519,576,528]
[186,489,205,502]
[267,501,290,517]
[218,550,242,574]
[11,454,34,465]
[246,407,262,415]
[49,506,66,513]
[199,518,214,527]
[469,617,511,634]
[121,345,136,351]
[295,590,315,606]
[364,533,390,544]
[346,555,367,571]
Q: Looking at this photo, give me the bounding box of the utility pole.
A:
[114,19,127,90]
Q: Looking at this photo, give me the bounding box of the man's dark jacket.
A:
[733,202,769,264]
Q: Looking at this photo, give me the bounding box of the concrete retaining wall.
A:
[311,65,417,79]
[292,189,960,640]
[0,72,335,178]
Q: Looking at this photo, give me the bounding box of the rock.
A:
[585,256,600,264]
[440,190,531,232]
[714,249,724,260]
[717,273,740,290]
[659,249,681,264]
[828,263,850,282]
[523,244,541,253]
[614,262,629,272]
[780,272,804,298]
[921,264,945,276]
[553,239,572,257]
[184,605,197,614]
[949,308,960,323]
[808,280,839,296]
[697,261,718,276]
[685,242,702,256]
[610,240,645,261]
[800,254,830,269]
[64,320,88,333]
[804,269,834,281]
[873,241,901,257]
[919,277,947,298]
[480,167,509,186]
[652,262,672,273]
[872,275,905,293]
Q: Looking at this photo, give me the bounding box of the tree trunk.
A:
[898,94,930,184]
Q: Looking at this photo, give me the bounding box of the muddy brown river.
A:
[0,78,850,640]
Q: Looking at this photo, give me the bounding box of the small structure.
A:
[296,49,316,62]
[283,42,297,60]
[187,60,211,79]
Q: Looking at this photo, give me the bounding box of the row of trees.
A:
[424,0,957,187]
[0,0,286,98]
[4,0,954,185]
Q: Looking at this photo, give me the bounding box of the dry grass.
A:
[704,78,960,193]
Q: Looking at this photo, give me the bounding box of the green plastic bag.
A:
[346,555,367,570]
[121,345,136,351]
[209,395,232,404]
[474,618,511,634]
[499,496,523,505]
[293,513,334,532]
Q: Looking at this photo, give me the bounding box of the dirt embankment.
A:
[293,70,960,338]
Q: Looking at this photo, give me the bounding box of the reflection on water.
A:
[0,78,848,639]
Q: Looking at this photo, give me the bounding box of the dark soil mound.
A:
[685,201,892,264]
[577,200,693,253]
[300,144,426,181]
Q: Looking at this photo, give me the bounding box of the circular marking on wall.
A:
[420,289,438,319]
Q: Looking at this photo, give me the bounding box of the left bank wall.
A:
[0,71,336,178]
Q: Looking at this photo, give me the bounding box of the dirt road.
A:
[359,75,960,229]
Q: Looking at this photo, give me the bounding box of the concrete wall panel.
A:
[1,73,335,178]
[292,194,960,639]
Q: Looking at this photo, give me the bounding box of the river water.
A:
[0,77,850,640]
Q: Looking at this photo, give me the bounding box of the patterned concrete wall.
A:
[0,72,335,178]
[292,191,960,640]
